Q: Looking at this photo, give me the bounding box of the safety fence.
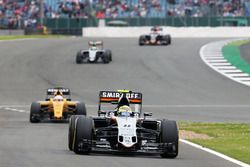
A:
[42,17,250,30]
[1,17,249,36]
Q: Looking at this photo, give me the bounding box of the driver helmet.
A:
[91,45,97,50]
[53,95,64,102]
[118,105,132,117]
[151,27,157,31]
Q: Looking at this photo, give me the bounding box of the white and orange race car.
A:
[68,90,178,158]
[30,87,86,123]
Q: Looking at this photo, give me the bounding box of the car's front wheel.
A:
[106,50,112,61]
[160,120,179,158]
[76,51,83,64]
[139,36,145,46]
[30,102,41,123]
[68,115,77,151]
[73,116,93,154]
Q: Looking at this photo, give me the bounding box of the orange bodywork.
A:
[39,98,77,119]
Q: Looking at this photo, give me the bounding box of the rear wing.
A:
[151,27,163,32]
[46,88,71,100]
[98,90,142,116]
[99,90,142,104]
[88,41,103,49]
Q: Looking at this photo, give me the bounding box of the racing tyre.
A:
[68,115,77,151]
[76,51,83,64]
[30,102,41,123]
[167,35,171,45]
[162,35,168,45]
[73,116,93,154]
[103,56,110,64]
[160,120,179,158]
[75,102,87,115]
[139,36,145,46]
[106,50,112,61]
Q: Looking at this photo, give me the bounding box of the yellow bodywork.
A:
[39,98,77,119]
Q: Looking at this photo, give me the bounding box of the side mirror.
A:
[144,112,152,118]
[98,110,106,116]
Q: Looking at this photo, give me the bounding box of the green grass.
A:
[222,39,250,74]
[0,35,67,40]
[179,122,250,164]
[228,40,250,46]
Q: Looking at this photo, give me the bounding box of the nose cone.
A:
[117,117,137,148]
[89,51,96,61]
[53,102,64,119]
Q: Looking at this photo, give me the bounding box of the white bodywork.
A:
[116,117,137,148]
[81,49,105,62]
[149,33,158,43]
[88,50,99,62]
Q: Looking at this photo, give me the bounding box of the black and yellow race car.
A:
[139,27,171,46]
[29,87,86,123]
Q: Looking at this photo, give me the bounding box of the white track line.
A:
[209,62,231,66]
[3,107,29,113]
[200,39,250,86]
[3,104,250,108]
[206,57,225,60]
[230,73,249,77]
[180,139,250,167]
[207,60,228,63]
[0,38,36,42]
[143,104,250,108]
[220,70,242,73]
[218,66,237,70]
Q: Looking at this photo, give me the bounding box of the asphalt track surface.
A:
[0,37,249,167]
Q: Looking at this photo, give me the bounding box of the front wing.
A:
[77,139,176,155]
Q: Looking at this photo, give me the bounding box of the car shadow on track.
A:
[63,150,179,160]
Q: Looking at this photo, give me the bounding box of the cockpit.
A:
[53,95,64,102]
[90,46,98,51]
[117,105,134,117]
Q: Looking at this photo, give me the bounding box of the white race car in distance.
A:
[76,41,112,64]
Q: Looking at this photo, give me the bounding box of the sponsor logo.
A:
[101,92,141,99]
[47,88,69,93]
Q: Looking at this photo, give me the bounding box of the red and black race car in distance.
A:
[30,87,86,123]
[68,90,179,158]
[139,27,171,46]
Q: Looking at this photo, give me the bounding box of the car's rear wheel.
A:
[75,102,87,115]
[73,116,93,154]
[68,115,77,151]
[160,120,179,158]
[30,102,41,123]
